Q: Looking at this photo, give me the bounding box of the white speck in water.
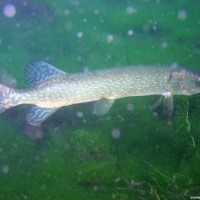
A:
[21,193,28,199]
[106,54,112,60]
[107,34,114,43]
[77,32,84,38]
[94,9,99,15]
[152,25,157,31]
[126,103,134,111]
[112,193,117,199]
[152,112,158,117]
[78,171,82,175]
[118,115,124,121]
[16,23,21,28]
[126,6,137,14]
[92,26,97,31]
[100,19,104,23]
[93,185,98,192]
[3,4,16,18]
[127,29,134,36]
[77,56,83,62]
[64,9,71,16]
[167,120,173,126]
[161,41,168,48]
[177,10,187,21]
[111,128,121,140]
[76,111,84,118]
[1,165,9,174]
[65,22,73,30]
[83,18,87,22]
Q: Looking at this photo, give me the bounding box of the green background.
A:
[0,0,200,199]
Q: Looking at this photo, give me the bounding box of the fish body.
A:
[0,60,200,125]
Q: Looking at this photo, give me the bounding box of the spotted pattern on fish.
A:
[1,60,200,125]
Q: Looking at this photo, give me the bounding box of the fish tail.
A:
[0,83,17,113]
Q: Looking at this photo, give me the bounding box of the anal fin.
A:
[26,105,59,125]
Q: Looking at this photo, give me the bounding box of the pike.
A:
[0,60,200,125]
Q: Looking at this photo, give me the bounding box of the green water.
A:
[0,0,200,199]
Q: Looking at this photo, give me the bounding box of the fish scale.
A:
[0,60,200,125]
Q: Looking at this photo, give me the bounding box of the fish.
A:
[0,60,200,125]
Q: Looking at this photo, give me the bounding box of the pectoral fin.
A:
[151,92,174,118]
[26,105,59,125]
[93,98,115,116]
[151,96,164,111]
[163,94,174,117]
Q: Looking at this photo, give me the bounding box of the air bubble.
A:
[111,128,121,140]
[107,34,114,43]
[1,165,9,174]
[76,111,84,118]
[161,42,168,49]
[126,103,134,111]
[126,6,137,14]
[77,32,84,38]
[3,4,16,18]
[127,29,134,36]
[177,10,187,21]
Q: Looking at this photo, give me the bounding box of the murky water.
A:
[0,0,200,199]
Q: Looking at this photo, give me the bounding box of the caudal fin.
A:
[0,84,16,113]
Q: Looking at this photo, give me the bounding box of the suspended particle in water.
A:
[112,193,117,199]
[127,29,134,36]
[177,10,187,21]
[107,34,114,43]
[65,22,73,30]
[3,4,16,18]
[126,6,137,14]
[1,165,9,174]
[94,9,99,15]
[77,32,84,38]
[111,128,121,140]
[76,111,84,118]
[152,111,158,118]
[93,185,98,192]
[64,9,71,16]
[77,56,82,62]
[126,103,134,111]
[161,41,168,49]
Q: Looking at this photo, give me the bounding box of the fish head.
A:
[168,67,200,96]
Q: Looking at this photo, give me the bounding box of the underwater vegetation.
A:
[0,94,200,199]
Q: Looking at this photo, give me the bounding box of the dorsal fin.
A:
[24,60,65,87]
